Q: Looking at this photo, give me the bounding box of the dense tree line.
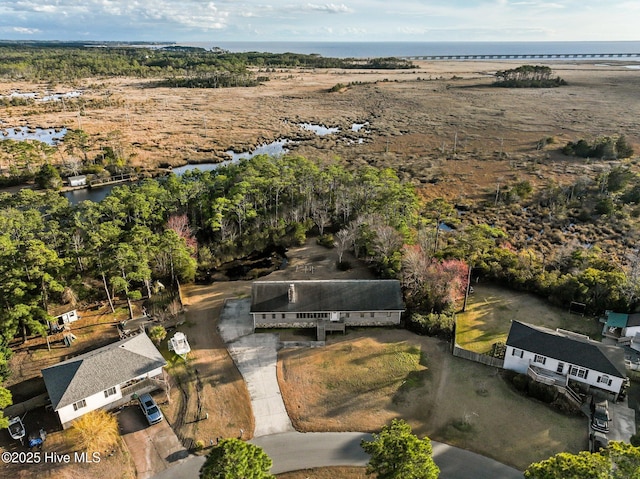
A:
[562,135,634,160]
[494,65,566,87]
[0,43,415,82]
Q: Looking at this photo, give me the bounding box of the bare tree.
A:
[334,228,353,264]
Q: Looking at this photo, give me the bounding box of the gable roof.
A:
[506,321,626,378]
[250,280,405,313]
[42,333,166,411]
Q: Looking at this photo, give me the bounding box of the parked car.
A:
[590,431,609,453]
[591,400,610,433]
[138,393,163,425]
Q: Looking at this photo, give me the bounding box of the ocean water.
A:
[180,41,640,59]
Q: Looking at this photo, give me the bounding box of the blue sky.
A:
[0,1,637,42]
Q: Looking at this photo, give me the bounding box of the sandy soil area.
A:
[2,60,639,202]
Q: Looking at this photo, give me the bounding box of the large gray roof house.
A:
[504,321,627,399]
[42,333,166,428]
[250,280,405,339]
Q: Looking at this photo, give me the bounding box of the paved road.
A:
[152,431,523,479]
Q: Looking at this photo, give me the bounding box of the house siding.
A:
[504,345,623,394]
[253,311,401,329]
[57,386,124,427]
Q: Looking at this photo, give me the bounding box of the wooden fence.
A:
[452,344,504,368]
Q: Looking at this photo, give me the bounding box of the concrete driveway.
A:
[118,404,189,479]
[220,299,294,437]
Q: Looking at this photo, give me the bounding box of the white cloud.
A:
[305,3,353,14]
[0,0,636,42]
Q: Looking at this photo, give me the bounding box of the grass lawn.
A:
[455,283,603,353]
[278,328,587,471]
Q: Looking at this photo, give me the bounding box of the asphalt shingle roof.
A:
[42,333,166,410]
[506,321,626,378]
[250,280,405,313]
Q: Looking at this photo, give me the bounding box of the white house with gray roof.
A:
[250,280,404,339]
[504,321,627,400]
[42,333,166,429]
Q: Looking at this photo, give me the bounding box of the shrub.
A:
[316,234,335,248]
[406,312,455,339]
[528,380,557,403]
[511,373,529,393]
[336,260,351,271]
[70,410,119,452]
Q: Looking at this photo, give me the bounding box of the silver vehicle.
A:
[591,400,610,433]
[138,393,163,425]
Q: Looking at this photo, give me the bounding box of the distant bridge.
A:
[403,53,640,61]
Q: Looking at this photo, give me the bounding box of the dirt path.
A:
[163,281,254,446]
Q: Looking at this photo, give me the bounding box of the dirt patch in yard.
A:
[278,329,586,471]
[455,283,603,353]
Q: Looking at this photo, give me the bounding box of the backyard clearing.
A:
[455,283,603,353]
[278,328,585,471]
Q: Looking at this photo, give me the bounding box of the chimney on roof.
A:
[288,283,297,303]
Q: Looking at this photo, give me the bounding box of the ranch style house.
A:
[250,279,405,340]
[504,321,627,401]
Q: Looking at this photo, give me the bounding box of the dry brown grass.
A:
[3,61,639,204]
[278,329,586,471]
[161,281,254,447]
[70,409,119,452]
[0,430,135,479]
[277,466,367,479]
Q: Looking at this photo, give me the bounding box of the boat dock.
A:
[89,173,138,188]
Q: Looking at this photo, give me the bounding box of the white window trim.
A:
[73,399,87,411]
[104,386,117,398]
[511,348,524,358]
[533,354,546,365]
[570,365,588,379]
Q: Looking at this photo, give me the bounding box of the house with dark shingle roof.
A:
[504,321,627,399]
[42,333,166,429]
[250,280,404,338]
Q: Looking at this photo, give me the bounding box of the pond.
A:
[225,139,289,161]
[1,127,68,145]
[64,139,292,204]
[351,122,369,132]
[299,123,340,136]
[63,184,115,205]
